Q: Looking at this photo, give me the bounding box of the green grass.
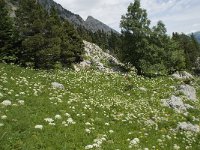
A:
[0,63,200,150]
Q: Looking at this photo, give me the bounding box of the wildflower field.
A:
[0,63,200,150]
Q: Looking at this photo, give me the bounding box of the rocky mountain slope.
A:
[37,0,118,34]
[7,0,118,34]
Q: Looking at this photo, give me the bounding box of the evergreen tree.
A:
[120,1,185,75]
[0,0,16,62]
[120,0,151,74]
[172,33,200,71]
[15,0,84,69]
[15,0,48,67]
[60,21,84,66]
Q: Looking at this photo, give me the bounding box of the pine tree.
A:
[15,0,48,67]
[60,21,84,66]
[0,0,16,62]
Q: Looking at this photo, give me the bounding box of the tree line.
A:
[0,0,200,75]
[120,0,200,75]
[0,0,84,69]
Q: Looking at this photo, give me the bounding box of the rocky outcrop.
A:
[178,84,197,101]
[172,71,194,80]
[177,122,200,133]
[51,82,64,90]
[74,41,127,73]
[161,95,193,112]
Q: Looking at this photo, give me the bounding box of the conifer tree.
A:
[120,0,151,74]
[0,0,16,62]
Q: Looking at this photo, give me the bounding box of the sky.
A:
[54,0,200,35]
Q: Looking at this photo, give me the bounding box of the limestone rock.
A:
[161,95,193,112]
[51,82,64,90]
[179,84,196,101]
[177,122,199,133]
[172,71,193,80]
[75,40,128,73]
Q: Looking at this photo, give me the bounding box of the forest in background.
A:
[0,0,200,76]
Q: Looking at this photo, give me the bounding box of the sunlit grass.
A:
[0,63,199,150]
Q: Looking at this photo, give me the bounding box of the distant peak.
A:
[86,16,95,21]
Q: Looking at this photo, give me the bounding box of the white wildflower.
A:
[130,138,140,146]
[105,122,110,126]
[18,100,24,105]
[173,144,180,150]
[85,128,91,133]
[55,114,62,119]
[85,145,93,149]
[44,118,54,123]
[0,123,4,127]
[35,125,43,130]
[0,93,3,97]
[65,113,70,117]
[1,100,11,106]
[67,118,76,124]
[49,122,56,126]
[109,130,114,133]
[1,115,7,120]
[85,122,91,126]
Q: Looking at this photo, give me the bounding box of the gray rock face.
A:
[172,71,193,80]
[51,82,64,90]
[85,16,118,33]
[177,122,200,133]
[161,95,193,112]
[74,41,127,73]
[179,84,197,101]
[38,0,118,34]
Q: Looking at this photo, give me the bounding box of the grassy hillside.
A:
[0,63,200,150]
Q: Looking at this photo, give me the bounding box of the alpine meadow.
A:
[0,0,200,150]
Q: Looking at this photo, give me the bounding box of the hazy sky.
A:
[54,0,200,34]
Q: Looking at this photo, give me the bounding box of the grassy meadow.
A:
[0,63,200,150]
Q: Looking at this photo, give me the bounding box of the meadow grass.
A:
[0,63,199,150]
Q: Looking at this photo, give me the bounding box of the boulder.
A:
[172,71,194,80]
[179,84,196,101]
[161,95,193,112]
[51,82,64,90]
[80,61,91,68]
[177,122,199,133]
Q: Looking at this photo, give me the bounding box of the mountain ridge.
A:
[192,31,200,43]
[38,0,119,34]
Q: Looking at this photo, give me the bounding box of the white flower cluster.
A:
[129,138,140,148]
[35,125,43,130]
[85,134,107,149]
[1,100,12,106]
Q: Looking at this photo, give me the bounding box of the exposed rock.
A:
[85,16,118,33]
[38,0,118,34]
[161,95,193,112]
[177,122,199,133]
[172,71,194,80]
[139,87,147,92]
[75,40,128,73]
[51,82,64,90]
[179,84,197,101]
[79,61,91,68]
